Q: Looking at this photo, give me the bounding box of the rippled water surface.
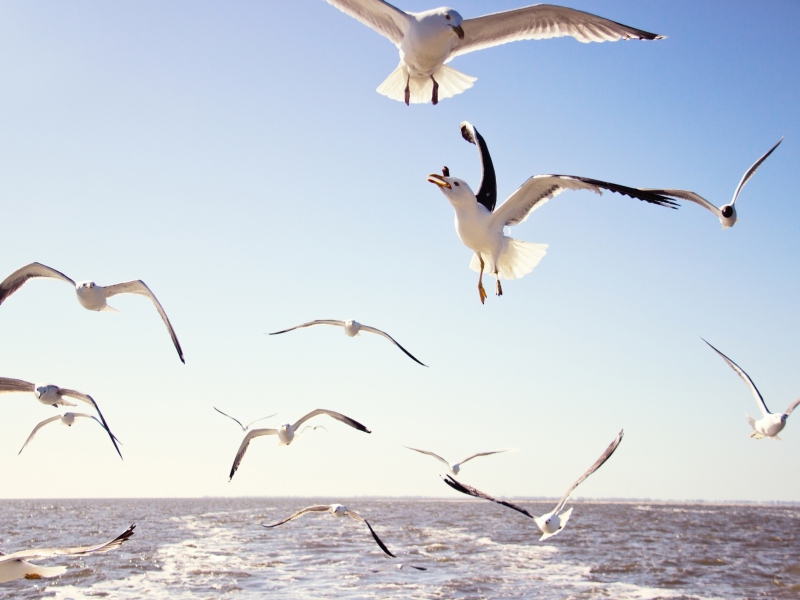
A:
[1,498,798,599]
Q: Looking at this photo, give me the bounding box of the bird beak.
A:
[451,24,465,39]
[427,173,451,189]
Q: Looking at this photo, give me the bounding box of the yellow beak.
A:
[427,173,451,188]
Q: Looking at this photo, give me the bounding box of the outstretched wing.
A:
[459,449,510,466]
[325,0,411,46]
[214,407,246,430]
[262,505,332,528]
[292,409,371,434]
[703,338,770,417]
[269,320,345,335]
[59,389,122,460]
[0,262,75,306]
[784,398,800,417]
[460,122,497,213]
[451,4,664,58]
[640,188,721,217]
[443,475,534,519]
[730,137,783,206]
[75,413,123,460]
[17,415,61,455]
[1,524,135,563]
[359,325,427,366]
[553,430,624,514]
[103,280,184,364]
[0,378,35,394]
[492,174,676,229]
[345,511,396,557]
[228,428,279,480]
[405,446,451,469]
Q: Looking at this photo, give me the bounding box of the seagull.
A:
[263,504,395,557]
[18,411,123,460]
[0,523,135,584]
[0,378,121,459]
[645,138,783,229]
[325,1,664,104]
[213,407,278,432]
[269,319,426,366]
[428,122,677,303]
[228,408,371,480]
[405,446,509,475]
[443,430,623,540]
[703,339,799,440]
[0,262,184,363]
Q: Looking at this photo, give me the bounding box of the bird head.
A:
[427,173,475,205]
[77,281,97,290]
[441,8,465,39]
[719,204,737,229]
[781,414,789,423]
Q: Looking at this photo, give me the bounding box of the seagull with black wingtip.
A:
[428,122,678,303]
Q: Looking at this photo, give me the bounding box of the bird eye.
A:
[454,182,460,186]
[446,14,451,20]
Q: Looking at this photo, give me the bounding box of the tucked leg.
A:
[404,75,410,105]
[477,255,487,304]
[431,76,439,105]
[494,267,503,296]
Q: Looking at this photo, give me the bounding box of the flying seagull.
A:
[444,430,623,540]
[405,446,509,475]
[645,137,783,229]
[0,262,184,363]
[263,504,395,557]
[325,1,664,104]
[229,408,370,480]
[428,122,677,303]
[0,378,121,459]
[269,319,427,366]
[213,407,278,432]
[0,523,135,584]
[18,411,123,460]
[704,339,799,440]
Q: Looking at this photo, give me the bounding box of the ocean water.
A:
[1,498,798,599]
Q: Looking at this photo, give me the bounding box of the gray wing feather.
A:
[292,409,371,434]
[443,475,534,519]
[0,262,75,306]
[59,392,123,460]
[214,407,246,430]
[345,511,396,557]
[0,378,35,394]
[730,137,783,205]
[1,524,135,562]
[269,320,345,335]
[553,430,624,514]
[262,505,332,528]
[359,325,427,366]
[405,446,450,468]
[103,280,184,364]
[326,0,410,46]
[18,415,62,455]
[459,449,509,465]
[451,4,664,58]
[703,339,770,417]
[784,397,800,417]
[228,428,279,481]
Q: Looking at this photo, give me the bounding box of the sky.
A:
[0,0,798,502]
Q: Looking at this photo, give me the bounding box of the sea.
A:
[1,498,798,599]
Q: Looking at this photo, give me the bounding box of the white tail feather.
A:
[0,561,67,583]
[377,63,476,104]
[745,413,756,430]
[469,238,549,280]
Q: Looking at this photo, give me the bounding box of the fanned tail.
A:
[377,63,476,104]
[469,238,549,280]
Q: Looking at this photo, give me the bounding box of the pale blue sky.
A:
[0,1,798,501]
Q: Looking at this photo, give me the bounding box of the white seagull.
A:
[405,446,509,475]
[0,377,121,458]
[645,137,783,229]
[704,339,800,440]
[0,523,135,584]
[325,0,664,104]
[18,411,123,459]
[229,408,371,480]
[269,319,427,366]
[428,122,677,303]
[262,504,395,557]
[213,406,278,432]
[444,430,623,540]
[0,262,184,363]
